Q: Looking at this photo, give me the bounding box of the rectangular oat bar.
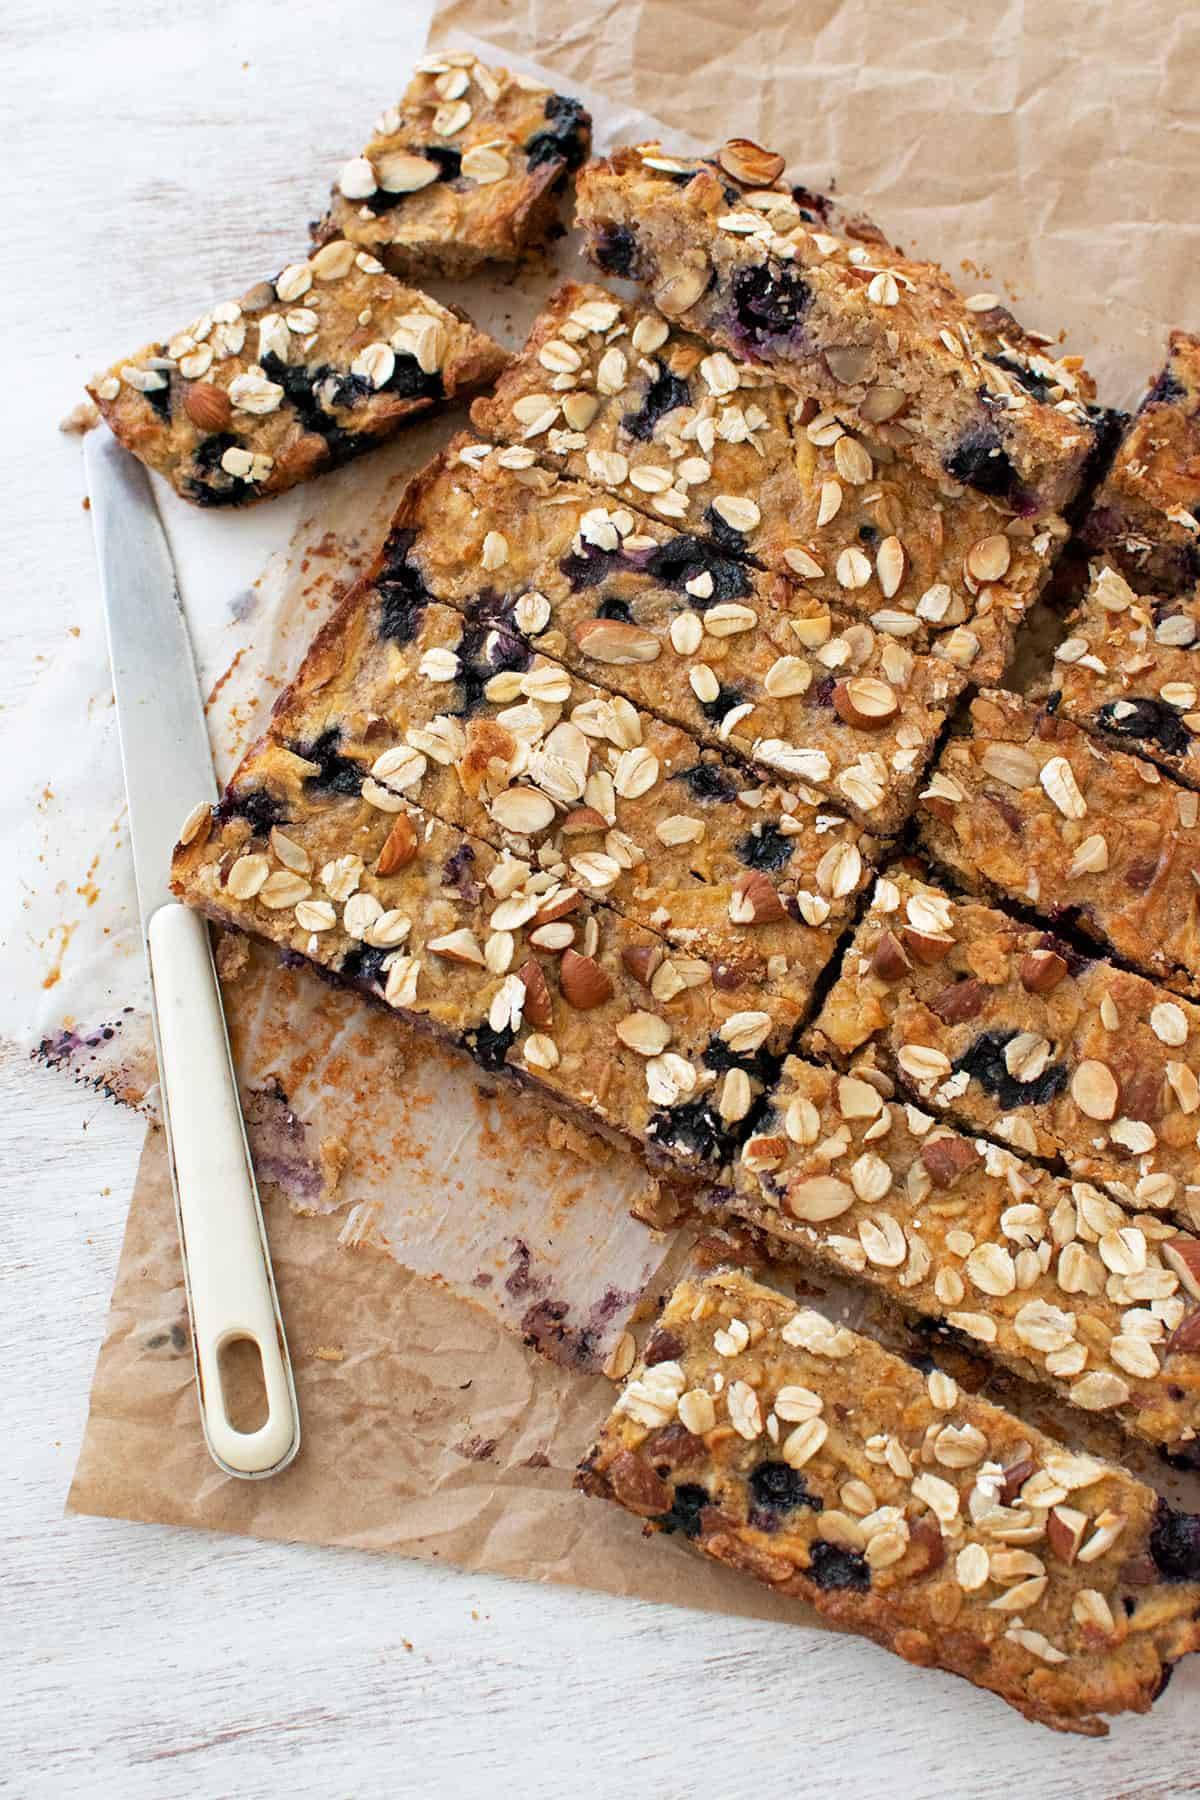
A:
[313,51,590,277]
[251,582,873,1000]
[173,796,798,1180]
[575,144,1109,516]
[1083,332,1200,596]
[806,868,1200,1230]
[728,1056,1200,1461]
[471,280,1069,680]
[578,1267,1200,1735]
[86,242,507,508]
[1051,562,1200,787]
[919,689,1200,996]
[377,438,967,833]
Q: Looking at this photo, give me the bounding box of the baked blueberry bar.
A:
[807,868,1200,1230]
[577,1267,1200,1735]
[575,144,1108,516]
[471,281,1070,680]
[729,1056,1200,1460]
[313,51,591,277]
[376,438,967,833]
[173,797,797,1179]
[86,243,507,507]
[1052,562,1200,787]
[1084,333,1200,595]
[252,583,873,1000]
[920,690,1200,996]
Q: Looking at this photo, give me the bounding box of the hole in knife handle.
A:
[216,1333,270,1434]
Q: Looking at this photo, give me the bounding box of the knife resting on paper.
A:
[85,432,300,1479]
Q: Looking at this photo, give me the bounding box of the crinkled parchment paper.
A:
[66,1,1200,1592]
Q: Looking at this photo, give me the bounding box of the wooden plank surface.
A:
[4,1,1199,1793]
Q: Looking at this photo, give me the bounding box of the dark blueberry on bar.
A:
[559,541,621,589]
[292,727,364,797]
[621,360,693,442]
[461,1019,516,1071]
[363,145,463,211]
[590,224,643,280]
[215,783,287,833]
[1150,1498,1200,1582]
[441,842,480,902]
[748,1461,823,1531]
[640,536,751,602]
[524,93,590,172]
[183,432,249,507]
[857,523,879,546]
[670,762,739,805]
[702,1033,774,1085]
[726,262,811,356]
[647,1096,728,1164]
[702,503,752,559]
[1144,364,1187,409]
[145,372,173,421]
[790,185,834,224]
[806,1540,871,1592]
[339,943,390,993]
[375,531,432,643]
[596,596,635,623]
[381,355,443,403]
[654,1481,711,1538]
[950,1028,1069,1110]
[695,681,747,724]
[1095,696,1195,759]
[736,823,795,872]
[944,421,1025,506]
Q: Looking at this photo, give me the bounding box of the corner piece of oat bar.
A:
[578,1267,1200,1734]
[919,687,1200,996]
[575,143,1107,516]
[313,51,591,278]
[86,242,507,508]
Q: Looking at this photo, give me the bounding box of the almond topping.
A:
[375,813,418,876]
[559,948,614,1011]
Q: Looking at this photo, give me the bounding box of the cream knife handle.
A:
[147,901,300,1477]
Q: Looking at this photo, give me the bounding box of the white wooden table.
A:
[4,4,1197,1794]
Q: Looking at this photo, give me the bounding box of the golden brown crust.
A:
[575,144,1102,514]
[579,1268,1200,1735]
[920,689,1200,996]
[315,52,590,275]
[86,245,506,507]
[470,280,1069,683]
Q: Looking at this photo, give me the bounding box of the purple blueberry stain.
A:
[747,1461,823,1533]
[951,1028,1068,1110]
[807,1540,871,1592]
[726,262,812,358]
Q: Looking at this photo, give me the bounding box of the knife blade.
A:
[86,432,300,1479]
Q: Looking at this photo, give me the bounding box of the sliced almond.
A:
[517,956,553,1029]
[1020,948,1067,993]
[717,137,786,187]
[729,869,787,925]
[966,534,1012,583]
[573,618,662,664]
[859,384,907,422]
[621,943,662,986]
[375,813,418,876]
[559,948,614,1010]
[833,677,898,730]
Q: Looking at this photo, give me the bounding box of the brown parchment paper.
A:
[70,0,1200,1609]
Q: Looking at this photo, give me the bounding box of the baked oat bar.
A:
[247,580,873,998]
[807,868,1200,1230]
[377,438,967,833]
[575,143,1107,516]
[86,243,506,507]
[729,1056,1200,1461]
[1084,333,1200,595]
[471,281,1070,680]
[578,1268,1200,1735]
[173,796,797,1179]
[920,690,1200,996]
[1051,562,1200,787]
[313,51,590,277]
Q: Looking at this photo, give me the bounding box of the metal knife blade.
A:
[85,432,299,1479]
[85,433,216,923]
